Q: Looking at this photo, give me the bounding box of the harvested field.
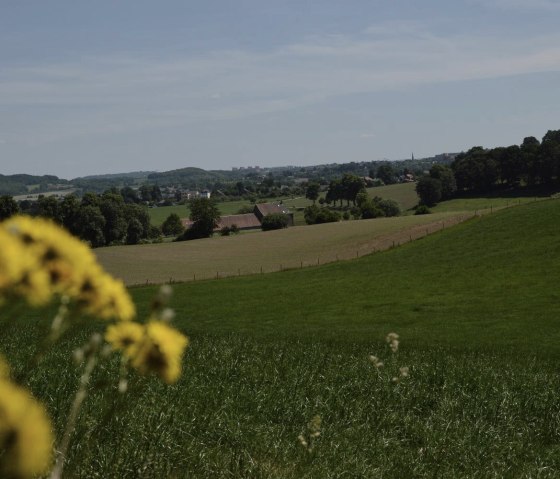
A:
[96,212,473,285]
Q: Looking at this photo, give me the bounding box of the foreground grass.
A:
[4,324,560,478]
[5,199,560,477]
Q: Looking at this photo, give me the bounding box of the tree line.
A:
[304,174,401,224]
[0,190,160,247]
[416,130,560,207]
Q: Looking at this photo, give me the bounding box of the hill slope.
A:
[132,198,560,353]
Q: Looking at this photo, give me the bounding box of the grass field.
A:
[5,199,560,477]
[96,212,471,285]
[147,183,420,226]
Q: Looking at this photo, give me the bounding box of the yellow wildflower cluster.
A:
[0,357,53,479]
[0,216,134,321]
[106,320,188,384]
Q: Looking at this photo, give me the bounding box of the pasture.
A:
[96,212,472,285]
[146,182,420,226]
[5,198,560,477]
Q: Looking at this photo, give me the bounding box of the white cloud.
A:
[2,21,560,145]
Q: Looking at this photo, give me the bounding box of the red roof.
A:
[217,214,261,230]
[254,203,292,216]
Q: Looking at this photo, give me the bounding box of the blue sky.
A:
[1,0,560,178]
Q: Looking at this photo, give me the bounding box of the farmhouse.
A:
[253,203,294,226]
[217,213,261,231]
[180,202,294,232]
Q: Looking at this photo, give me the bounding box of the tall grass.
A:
[4,322,560,478]
[5,199,560,477]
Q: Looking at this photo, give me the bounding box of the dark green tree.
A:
[37,196,62,223]
[177,198,220,240]
[99,193,128,245]
[305,182,320,205]
[376,163,396,185]
[429,164,457,199]
[161,213,185,236]
[74,205,106,247]
[125,204,151,244]
[121,186,139,204]
[261,213,290,231]
[416,176,442,206]
[0,195,19,221]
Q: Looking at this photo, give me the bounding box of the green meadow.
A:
[146,182,419,226]
[4,198,560,477]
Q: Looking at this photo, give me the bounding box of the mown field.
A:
[96,212,471,285]
[4,199,560,477]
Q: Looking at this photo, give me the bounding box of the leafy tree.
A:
[37,196,62,223]
[261,213,290,231]
[340,174,365,206]
[360,200,384,219]
[139,184,162,203]
[161,213,185,236]
[521,136,541,185]
[355,189,369,208]
[81,192,100,207]
[59,195,82,236]
[177,198,220,240]
[377,198,401,217]
[305,182,320,205]
[429,164,456,199]
[126,218,144,245]
[99,193,128,245]
[416,176,442,207]
[125,204,151,244]
[415,205,431,215]
[121,186,139,204]
[0,195,19,221]
[539,129,560,184]
[376,163,396,185]
[304,205,340,224]
[452,147,498,192]
[74,205,106,247]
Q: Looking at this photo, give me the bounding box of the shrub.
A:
[378,199,401,217]
[304,205,341,224]
[415,204,431,215]
[261,213,290,231]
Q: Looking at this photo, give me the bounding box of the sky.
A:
[1,0,560,179]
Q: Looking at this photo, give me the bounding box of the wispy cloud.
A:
[1,21,560,145]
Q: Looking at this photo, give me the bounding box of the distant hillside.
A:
[73,171,155,181]
[147,167,232,188]
[0,173,69,195]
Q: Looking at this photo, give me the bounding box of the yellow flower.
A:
[0,380,54,479]
[0,216,135,320]
[131,321,188,384]
[78,268,135,321]
[105,322,144,354]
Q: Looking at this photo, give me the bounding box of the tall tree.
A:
[305,182,320,205]
[0,195,19,221]
[177,198,220,240]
